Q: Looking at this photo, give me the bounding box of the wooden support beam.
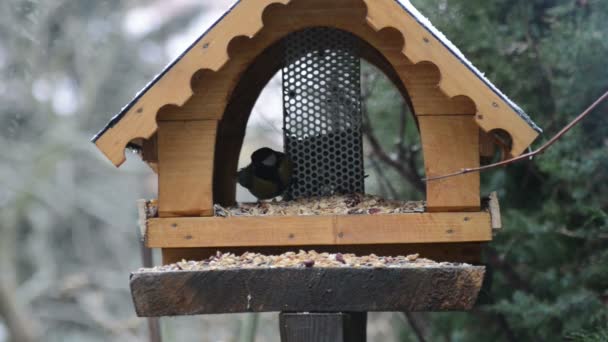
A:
[130,265,485,316]
[145,212,491,248]
[158,120,217,217]
[419,115,480,212]
[280,313,367,342]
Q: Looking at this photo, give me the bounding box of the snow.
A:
[92,1,242,142]
[395,0,541,132]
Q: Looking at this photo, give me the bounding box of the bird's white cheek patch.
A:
[262,154,278,167]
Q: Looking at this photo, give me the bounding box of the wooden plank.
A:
[419,115,480,212]
[130,265,485,316]
[336,214,489,243]
[151,216,336,248]
[158,120,217,217]
[160,243,483,265]
[145,212,492,248]
[280,313,367,342]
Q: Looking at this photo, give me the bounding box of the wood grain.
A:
[130,265,485,316]
[419,115,480,211]
[145,212,492,248]
[158,120,217,217]
[141,134,158,173]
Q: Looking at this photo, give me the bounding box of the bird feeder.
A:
[94,0,541,324]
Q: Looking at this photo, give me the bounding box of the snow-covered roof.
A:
[92,0,541,166]
[92,0,242,142]
[395,0,541,132]
[92,0,542,142]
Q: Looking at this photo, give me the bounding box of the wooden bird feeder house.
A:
[94,0,541,327]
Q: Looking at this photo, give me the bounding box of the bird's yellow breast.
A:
[250,177,281,200]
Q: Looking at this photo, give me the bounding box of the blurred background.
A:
[0,0,607,341]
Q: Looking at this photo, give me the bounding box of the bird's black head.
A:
[236,166,253,188]
[252,147,281,167]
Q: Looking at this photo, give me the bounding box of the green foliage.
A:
[358,0,608,340]
[566,328,608,342]
[0,1,212,341]
[396,0,608,340]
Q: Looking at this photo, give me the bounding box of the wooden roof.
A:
[93,0,541,167]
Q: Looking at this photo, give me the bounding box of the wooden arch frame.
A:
[213,26,418,207]
[154,1,483,217]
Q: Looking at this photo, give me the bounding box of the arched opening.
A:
[215,26,424,206]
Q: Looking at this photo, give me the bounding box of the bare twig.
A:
[369,157,399,198]
[363,119,425,192]
[0,282,39,342]
[361,70,425,193]
[397,104,408,158]
[472,309,519,342]
[425,89,608,182]
[485,248,534,294]
[402,312,428,342]
[495,313,518,342]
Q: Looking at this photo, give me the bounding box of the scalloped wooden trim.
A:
[362,0,539,155]
[96,0,538,167]
[96,0,290,166]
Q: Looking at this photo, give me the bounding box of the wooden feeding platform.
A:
[139,194,500,264]
[131,251,485,317]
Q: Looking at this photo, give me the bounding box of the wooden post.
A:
[157,119,217,217]
[418,115,481,212]
[279,313,367,342]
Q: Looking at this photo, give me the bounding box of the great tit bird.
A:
[237,147,293,200]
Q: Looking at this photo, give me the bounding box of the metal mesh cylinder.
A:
[283,28,364,199]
